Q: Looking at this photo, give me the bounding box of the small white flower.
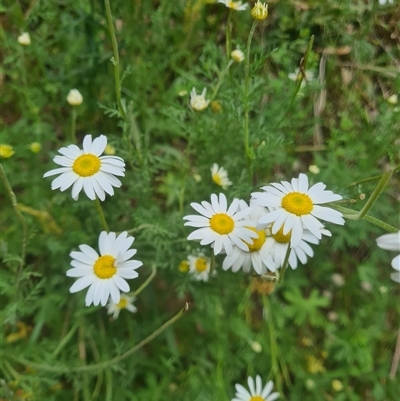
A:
[43,134,125,201]
[67,89,83,106]
[218,0,248,11]
[188,254,211,281]
[211,163,232,190]
[232,376,279,401]
[67,232,142,307]
[251,173,344,248]
[376,231,400,283]
[17,32,31,46]
[308,165,320,174]
[107,293,137,320]
[222,202,276,274]
[231,49,245,63]
[107,294,137,320]
[189,87,210,111]
[378,0,393,5]
[288,68,314,88]
[183,193,257,255]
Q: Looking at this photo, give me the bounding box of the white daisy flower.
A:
[231,49,245,63]
[376,231,400,283]
[43,134,125,201]
[288,68,314,88]
[107,293,137,320]
[232,376,279,401]
[379,0,393,5]
[219,0,248,11]
[183,193,258,255]
[67,231,142,307]
[251,173,344,248]
[189,87,210,111]
[267,224,331,271]
[188,254,211,282]
[17,32,31,46]
[223,201,276,274]
[211,163,233,190]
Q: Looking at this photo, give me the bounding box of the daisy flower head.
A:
[223,201,276,274]
[232,376,279,401]
[107,293,137,320]
[67,231,142,307]
[183,193,258,256]
[43,134,125,201]
[251,173,344,248]
[219,0,248,11]
[376,231,400,283]
[231,49,245,63]
[288,68,314,88]
[189,87,210,111]
[188,254,211,281]
[211,163,232,190]
[251,1,268,20]
[268,224,331,270]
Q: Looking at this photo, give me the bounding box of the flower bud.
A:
[29,142,42,153]
[67,89,83,106]
[231,49,244,63]
[251,1,268,21]
[0,144,14,158]
[17,32,31,46]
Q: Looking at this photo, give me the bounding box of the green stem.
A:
[244,21,258,177]
[51,323,79,358]
[8,303,189,373]
[0,164,27,268]
[225,10,232,58]
[278,244,291,283]
[70,107,77,143]
[270,35,314,132]
[94,197,110,232]
[104,0,125,119]
[210,60,233,101]
[133,264,157,296]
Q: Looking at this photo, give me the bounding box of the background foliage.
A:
[1,0,399,400]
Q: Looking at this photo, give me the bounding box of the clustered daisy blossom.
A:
[43,134,125,201]
[67,231,142,306]
[218,0,248,11]
[107,293,137,320]
[376,231,400,283]
[211,163,232,189]
[251,173,344,248]
[232,376,279,401]
[183,193,257,255]
[189,87,210,111]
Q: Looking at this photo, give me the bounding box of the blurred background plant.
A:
[1,0,399,400]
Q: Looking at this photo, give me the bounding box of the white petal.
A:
[82,134,92,153]
[83,179,96,200]
[69,275,95,292]
[91,135,107,156]
[78,244,99,260]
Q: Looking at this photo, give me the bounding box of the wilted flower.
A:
[189,87,210,111]
[251,1,268,20]
[67,89,83,106]
[0,144,14,158]
[67,231,142,307]
[231,49,245,63]
[288,68,314,88]
[17,32,31,46]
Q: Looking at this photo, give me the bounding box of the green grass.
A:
[1,0,399,400]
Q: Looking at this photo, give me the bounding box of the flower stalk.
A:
[94,197,110,232]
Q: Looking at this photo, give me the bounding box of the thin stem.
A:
[225,10,232,58]
[278,244,291,283]
[0,164,27,267]
[390,326,400,379]
[9,303,189,373]
[94,197,110,232]
[70,107,77,143]
[52,323,79,358]
[243,21,258,176]
[270,35,314,132]
[133,264,157,297]
[210,60,234,101]
[104,0,125,118]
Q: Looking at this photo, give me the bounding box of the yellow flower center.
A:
[195,257,208,272]
[209,213,234,235]
[212,174,222,186]
[281,192,313,216]
[228,1,239,9]
[250,397,264,401]
[272,225,291,243]
[251,1,268,20]
[178,260,190,273]
[72,154,101,177]
[117,297,128,309]
[93,255,116,279]
[244,227,266,252]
